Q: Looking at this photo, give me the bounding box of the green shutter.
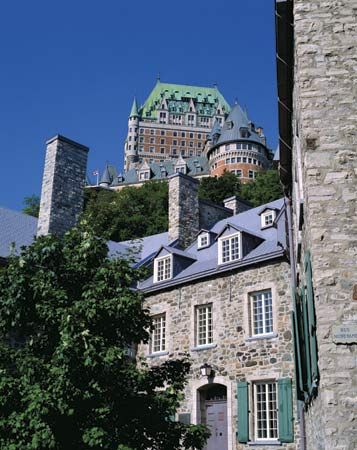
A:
[304,251,319,389]
[291,309,304,401]
[278,378,294,443]
[237,381,249,443]
[301,286,312,392]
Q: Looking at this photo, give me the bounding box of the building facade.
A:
[135,173,298,450]
[124,80,230,171]
[276,1,357,449]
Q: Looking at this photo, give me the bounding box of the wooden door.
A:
[204,400,228,450]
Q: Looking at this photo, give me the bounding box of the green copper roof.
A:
[130,97,139,117]
[140,81,230,119]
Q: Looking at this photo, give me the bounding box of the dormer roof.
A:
[215,222,265,241]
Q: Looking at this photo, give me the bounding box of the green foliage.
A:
[240,169,283,206]
[22,195,40,217]
[198,171,241,205]
[82,181,168,241]
[0,225,208,450]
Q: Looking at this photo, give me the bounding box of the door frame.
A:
[192,376,233,450]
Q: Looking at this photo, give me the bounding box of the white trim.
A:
[197,232,210,249]
[261,210,276,229]
[218,232,242,265]
[153,254,173,283]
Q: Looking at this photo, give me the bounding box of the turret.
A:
[125,97,140,171]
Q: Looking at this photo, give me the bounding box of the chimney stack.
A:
[168,173,199,249]
[223,196,253,215]
[37,135,89,236]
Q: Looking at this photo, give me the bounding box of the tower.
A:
[125,97,139,171]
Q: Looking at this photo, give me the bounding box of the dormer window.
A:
[261,210,276,228]
[218,232,241,264]
[175,166,186,174]
[198,232,210,249]
[154,255,172,283]
[139,171,150,181]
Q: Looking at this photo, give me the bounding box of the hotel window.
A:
[151,314,166,353]
[261,210,276,228]
[139,137,144,143]
[198,142,202,148]
[161,148,165,154]
[248,144,253,150]
[140,128,144,134]
[249,170,256,179]
[181,132,185,137]
[149,146,154,152]
[150,137,154,144]
[189,141,193,147]
[237,157,242,162]
[161,130,165,136]
[172,148,177,155]
[196,304,213,346]
[225,144,230,151]
[150,129,155,135]
[160,139,165,144]
[248,158,252,163]
[173,131,178,137]
[198,133,202,139]
[243,157,247,163]
[231,157,236,163]
[181,141,185,146]
[249,290,273,336]
[189,132,194,138]
[173,140,177,145]
[154,255,172,283]
[218,232,241,264]
[253,381,278,441]
[225,158,231,164]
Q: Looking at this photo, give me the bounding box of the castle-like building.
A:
[95,82,274,190]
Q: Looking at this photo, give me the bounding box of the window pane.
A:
[196,305,213,346]
[152,314,166,353]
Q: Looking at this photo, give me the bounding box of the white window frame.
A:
[153,255,173,283]
[249,289,274,337]
[261,210,276,228]
[150,313,166,354]
[195,304,213,347]
[218,232,242,265]
[197,232,210,249]
[253,381,278,442]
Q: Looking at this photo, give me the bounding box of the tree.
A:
[240,169,283,206]
[0,225,209,450]
[22,194,40,217]
[82,181,168,241]
[198,171,241,205]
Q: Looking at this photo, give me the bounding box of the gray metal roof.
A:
[214,103,266,147]
[111,156,209,186]
[0,207,37,259]
[137,198,287,293]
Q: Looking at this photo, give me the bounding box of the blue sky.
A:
[0,0,277,211]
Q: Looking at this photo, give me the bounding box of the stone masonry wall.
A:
[168,173,200,248]
[138,259,299,450]
[199,199,232,230]
[37,135,89,236]
[293,1,357,449]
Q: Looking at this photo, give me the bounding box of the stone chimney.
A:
[223,196,253,215]
[37,135,89,236]
[168,173,199,249]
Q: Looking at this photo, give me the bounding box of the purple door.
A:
[204,401,228,450]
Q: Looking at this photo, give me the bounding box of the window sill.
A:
[147,351,169,358]
[248,440,281,446]
[191,343,217,352]
[245,332,278,342]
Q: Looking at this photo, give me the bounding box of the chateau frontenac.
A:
[95,80,275,190]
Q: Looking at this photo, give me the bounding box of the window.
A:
[160,147,165,154]
[149,146,154,152]
[151,314,166,353]
[154,255,172,282]
[196,304,213,346]
[261,210,276,228]
[189,132,194,138]
[140,128,144,134]
[198,133,202,139]
[249,170,256,179]
[139,137,144,143]
[250,290,273,336]
[189,141,193,147]
[150,137,155,144]
[160,139,165,144]
[225,144,230,151]
[181,132,185,137]
[181,141,185,146]
[161,130,165,136]
[198,232,210,249]
[253,382,278,440]
[173,140,177,145]
[150,129,155,135]
[139,171,150,181]
[173,131,178,137]
[218,232,241,264]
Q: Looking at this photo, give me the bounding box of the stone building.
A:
[276,1,357,449]
[124,79,230,171]
[135,173,298,450]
